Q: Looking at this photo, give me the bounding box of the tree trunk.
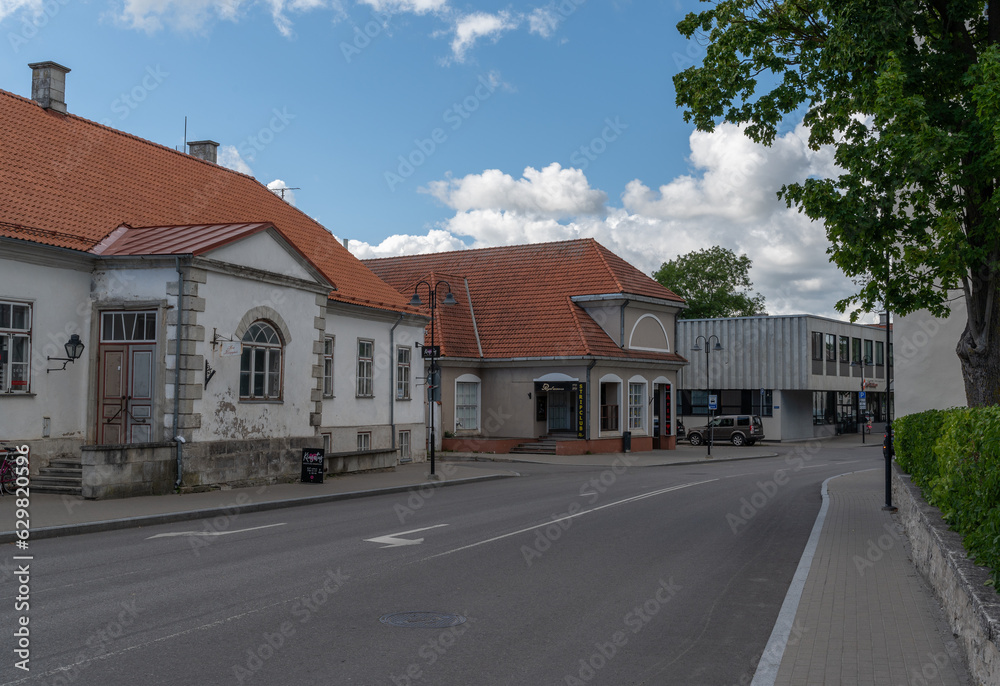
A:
[958,293,1000,407]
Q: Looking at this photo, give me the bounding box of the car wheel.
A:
[689,433,703,446]
[731,433,746,447]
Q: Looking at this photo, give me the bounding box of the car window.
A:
[752,417,762,428]
[737,417,750,426]
[718,418,734,427]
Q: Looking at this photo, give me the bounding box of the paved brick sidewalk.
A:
[771,468,971,686]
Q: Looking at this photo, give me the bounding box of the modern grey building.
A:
[676,315,893,441]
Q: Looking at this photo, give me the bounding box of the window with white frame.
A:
[0,301,31,394]
[357,431,371,451]
[398,430,411,460]
[396,346,411,400]
[239,321,282,400]
[357,339,374,397]
[628,382,645,430]
[455,376,480,431]
[323,336,335,398]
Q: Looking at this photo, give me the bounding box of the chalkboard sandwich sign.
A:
[301,448,325,483]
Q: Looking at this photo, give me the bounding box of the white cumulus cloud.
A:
[267,179,297,205]
[446,10,519,63]
[423,163,607,219]
[349,120,856,319]
[357,0,445,14]
[217,144,254,175]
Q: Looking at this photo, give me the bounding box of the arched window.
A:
[240,321,283,399]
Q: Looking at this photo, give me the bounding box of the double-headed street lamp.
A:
[409,280,457,477]
[851,354,873,444]
[691,334,723,457]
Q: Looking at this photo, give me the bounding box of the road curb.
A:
[441,452,780,467]
[0,473,517,544]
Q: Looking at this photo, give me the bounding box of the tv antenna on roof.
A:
[271,186,300,200]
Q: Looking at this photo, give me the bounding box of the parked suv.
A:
[687,415,764,447]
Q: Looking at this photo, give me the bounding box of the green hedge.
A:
[895,407,1000,588]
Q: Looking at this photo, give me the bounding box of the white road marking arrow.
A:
[364,524,449,548]
[146,523,287,539]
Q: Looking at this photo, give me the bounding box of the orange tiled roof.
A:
[366,239,686,361]
[0,88,414,314]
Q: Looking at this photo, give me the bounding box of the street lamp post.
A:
[409,280,457,478]
[691,334,723,457]
[851,355,873,444]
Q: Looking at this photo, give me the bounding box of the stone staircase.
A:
[509,439,558,455]
[31,457,83,496]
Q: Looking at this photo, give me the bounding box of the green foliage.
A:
[653,246,766,319]
[895,407,1000,587]
[674,0,1000,403]
[894,409,947,488]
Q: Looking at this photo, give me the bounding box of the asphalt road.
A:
[2,443,883,686]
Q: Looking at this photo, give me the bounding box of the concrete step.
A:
[28,483,82,496]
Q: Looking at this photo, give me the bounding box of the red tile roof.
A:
[366,239,686,362]
[0,88,414,314]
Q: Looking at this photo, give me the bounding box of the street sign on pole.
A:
[708,394,718,411]
[860,391,866,399]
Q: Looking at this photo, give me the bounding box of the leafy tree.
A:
[654,246,766,319]
[673,0,1000,406]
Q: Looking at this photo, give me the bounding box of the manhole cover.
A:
[379,612,467,628]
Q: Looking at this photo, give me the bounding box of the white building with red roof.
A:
[366,239,689,454]
[0,62,427,497]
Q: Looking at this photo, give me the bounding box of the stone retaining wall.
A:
[82,442,177,499]
[893,464,1000,684]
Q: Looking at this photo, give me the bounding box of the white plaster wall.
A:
[895,301,968,416]
[321,313,426,431]
[0,256,92,442]
[196,270,320,441]
[207,232,315,283]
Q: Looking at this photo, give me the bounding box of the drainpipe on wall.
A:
[389,313,404,455]
[585,359,597,440]
[620,299,631,347]
[173,257,185,489]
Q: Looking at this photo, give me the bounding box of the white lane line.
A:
[364,524,449,548]
[2,598,291,686]
[145,523,286,539]
[425,479,718,560]
[749,468,877,686]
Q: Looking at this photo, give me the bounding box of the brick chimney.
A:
[28,61,70,113]
[187,140,219,164]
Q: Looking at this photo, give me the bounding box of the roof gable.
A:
[366,239,685,360]
[0,88,412,314]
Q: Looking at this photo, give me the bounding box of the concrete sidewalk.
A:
[761,468,972,686]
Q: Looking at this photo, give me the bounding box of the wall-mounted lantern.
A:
[47,333,85,373]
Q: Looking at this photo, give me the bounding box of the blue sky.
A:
[0,0,863,320]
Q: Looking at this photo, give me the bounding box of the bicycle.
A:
[0,444,18,495]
